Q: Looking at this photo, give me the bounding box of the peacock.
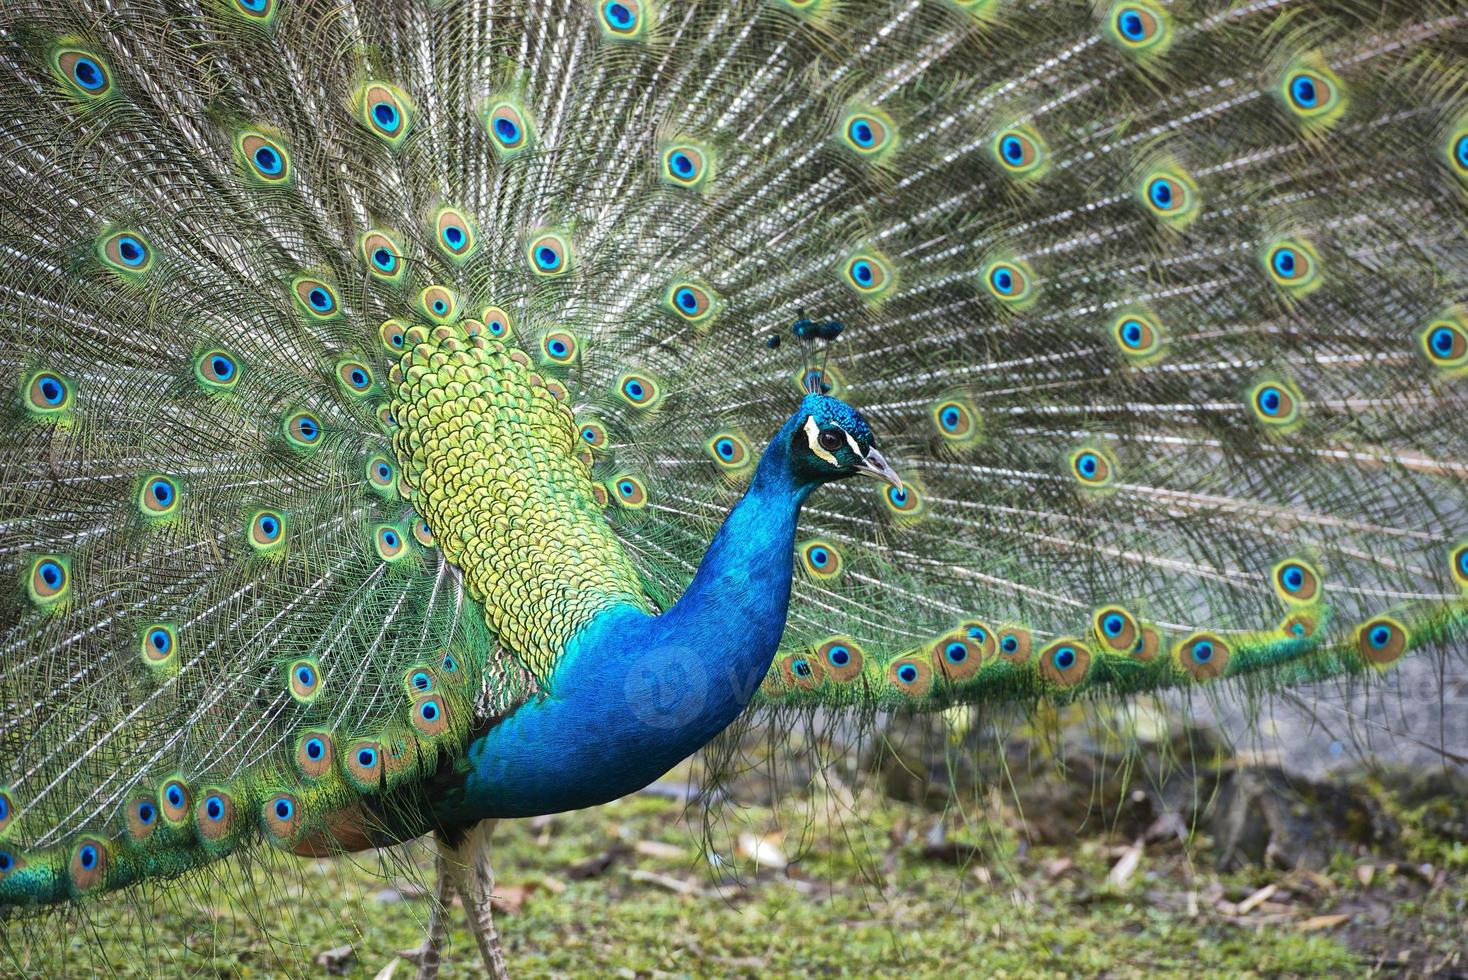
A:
[1,0,1466,973]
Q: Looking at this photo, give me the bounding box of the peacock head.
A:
[787,392,901,490]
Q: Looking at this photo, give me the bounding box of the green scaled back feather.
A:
[0,0,1465,912]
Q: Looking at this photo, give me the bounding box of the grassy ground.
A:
[8,739,1466,980]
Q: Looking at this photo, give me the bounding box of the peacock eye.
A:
[818,429,843,452]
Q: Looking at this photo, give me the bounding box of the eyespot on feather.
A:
[295,733,335,780]
[665,281,718,325]
[992,125,1048,179]
[815,637,863,683]
[237,130,290,183]
[780,653,825,690]
[283,411,323,451]
[287,659,322,702]
[1420,309,1468,372]
[931,395,980,445]
[127,794,159,841]
[345,740,384,791]
[359,230,404,282]
[357,82,414,146]
[1261,238,1322,296]
[1175,633,1229,680]
[1356,616,1407,667]
[1104,1,1171,55]
[481,97,535,158]
[959,621,998,660]
[247,510,286,555]
[981,257,1036,309]
[706,431,754,472]
[888,656,933,697]
[1092,606,1139,653]
[26,555,70,608]
[432,207,478,260]
[69,839,109,893]
[995,626,1033,665]
[419,285,458,324]
[930,629,982,683]
[839,106,899,163]
[1272,559,1322,604]
[1111,309,1164,363]
[158,779,190,824]
[196,790,236,843]
[540,330,579,365]
[1038,638,1090,687]
[842,251,895,300]
[292,277,340,319]
[51,45,114,99]
[98,229,154,279]
[411,694,451,738]
[527,231,574,277]
[798,539,842,580]
[660,142,714,190]
[261,793,303,845]
[1248,377,1304,430]
[615,372,662,410]
[597,0,654,40]
[24,370,75,418]
[608,473,648,509]
[194,350,240,392]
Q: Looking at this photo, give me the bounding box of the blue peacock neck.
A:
[445,415,815,820]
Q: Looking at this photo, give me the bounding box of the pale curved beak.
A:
[854,447,902,490]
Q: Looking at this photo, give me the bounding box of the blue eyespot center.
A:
[253,146,280,174]
[137,801,155,823]
[809,547,828,566]
[537,247,559,269]
[1148,179,1173,208]
[940,407,960,430]
[605,2,633,27]
[444,225,464,246]
[897,664,918,683]
[1272,249,1296,276]
[1192,641,1213,663]
[205,797,223,820]
[117,236,145,266]
[373,102,399,129]
[828,646,849,666]
[495,118,519,142]
[1053,647,1076,670]
[1369,625,1392,648]
[373,249,392,269]
[73,57,104,90]
[358,748,377,767]
[39,376,65,403]
[412,671,431,690]
[1284,567,1304,590]
[849,119,875,147]
[1103,614,1124,636]
[274,799,292,820]
[167,786,183,807]
[0,851,11,872]
[1001,636,1018,653]
[211,356,234,380]
[626,381,644,398]
[377,463,391,480]
[296,666,314,686]
[852,261,873,285]
[1430,327,1456,357]
[677,289,697,310]
[992,269,1013,293]
[1001,135,1023,163]
[1118,10,1144,40]
[421,701,439,721]
[945,642,967,663]
[1258,387,1282,414]
[1290,75,1317,108]
[149,629,171,653]
[260,516,279,537]
[306,738,324,759]
[39,560,63,588]
[671,152,694,176]
[79,845,97,869]
[383,530,399,548]
[151,480,173,506]
[1455,136,1468,169]
[308,288,331,311]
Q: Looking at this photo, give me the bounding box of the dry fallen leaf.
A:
[490,881,540,916]
[1107,841,1143,888]
[1296,913,1351,932]
[1237,883,1277,915]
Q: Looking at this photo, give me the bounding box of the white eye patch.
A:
[804,416,840,465]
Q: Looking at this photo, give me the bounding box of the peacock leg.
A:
[457,820,510,980]
[412,834,460,980]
